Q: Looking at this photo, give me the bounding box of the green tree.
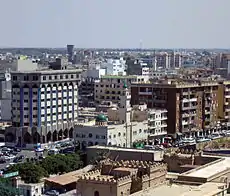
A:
[39,153,83,175]
[0,178,21,196]
[7,162,48,183]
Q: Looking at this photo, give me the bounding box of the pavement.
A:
[0,150,36,170]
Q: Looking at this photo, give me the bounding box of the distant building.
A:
[94,75,148,104]
[0,70,11,121]
[104,58,127,76]
[67,45,74,63]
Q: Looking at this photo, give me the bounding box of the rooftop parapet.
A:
[79,174,132,185]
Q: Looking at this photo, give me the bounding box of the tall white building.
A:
[148,109,168,144]
[104,58,127,76]
[5,69,81,148]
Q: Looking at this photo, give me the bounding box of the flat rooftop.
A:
[184,157,230,179]
[45,165,94,186]
[131,182,226,196]
[87,145,161,153]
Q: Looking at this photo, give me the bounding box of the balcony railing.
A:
[138,91,152,95]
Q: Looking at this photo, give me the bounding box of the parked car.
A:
[196,137,211,143]
[45,190,59,196]
[181,138,196,145]
[210,133,222,140]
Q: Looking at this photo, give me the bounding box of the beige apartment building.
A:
[94,75,149,104]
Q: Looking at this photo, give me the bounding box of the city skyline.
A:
[0,0,230,48]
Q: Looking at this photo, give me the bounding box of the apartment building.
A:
[94,75,149,104]
[218,81,230,128]
[131,79,219,138]
[0,71,11,121]
[5,69,81,148]
[148,109,167,144]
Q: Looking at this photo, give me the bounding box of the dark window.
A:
[94,191,99,196]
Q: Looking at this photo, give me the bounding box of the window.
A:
[71,75,74,79]
[118,132,121,136]
[49,76,52,80]
[88,133,93,138]
[43,76,46,80]
[60,75,63,79]
[33,76,38,81]
[55,76,57,79]
[12,76,17,81]
[24,76,29,81]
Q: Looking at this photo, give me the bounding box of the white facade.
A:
[104,58,127,76]
[0,99,11,121]
[148,109,168,142]
[82,68,106,79]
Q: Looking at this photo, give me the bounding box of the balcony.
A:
[139,91,152,95]
[225,95,230,99]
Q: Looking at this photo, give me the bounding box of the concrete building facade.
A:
[5,69,81,148]
[131,79,219,138]
[94,75,149,104]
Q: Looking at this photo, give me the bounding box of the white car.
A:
[4,155,15,161]
[210,133,222,140]
[196,137,211,143]
[182,138,196,144]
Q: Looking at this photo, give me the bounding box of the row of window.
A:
[41,97,73,102]
[12,75,38,81]
[76,133,106,139]
[42,74,79,81]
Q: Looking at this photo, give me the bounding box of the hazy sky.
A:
[0,0,229,48]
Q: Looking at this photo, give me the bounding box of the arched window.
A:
[94,191,99,196]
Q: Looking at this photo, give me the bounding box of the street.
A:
[0,150,36,170]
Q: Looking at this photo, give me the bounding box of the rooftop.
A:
[184,157,230,179]
[11,68,82,75]
[101,75,137,79]
[130,182,226,196]
[45,165,94,185]
[87,145,161,153]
